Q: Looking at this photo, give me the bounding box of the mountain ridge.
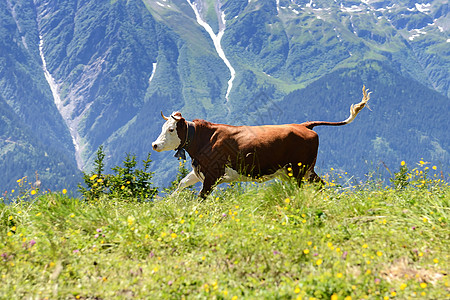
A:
[0,0,448,192]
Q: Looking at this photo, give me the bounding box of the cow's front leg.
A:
[199,176,218,199]
[173,170,201,194]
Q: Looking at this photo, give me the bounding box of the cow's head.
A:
[152,111,185,152]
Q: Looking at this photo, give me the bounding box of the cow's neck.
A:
[184,119,215,161]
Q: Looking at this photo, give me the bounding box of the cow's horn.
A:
[161,111,169,120]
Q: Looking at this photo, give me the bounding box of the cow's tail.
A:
[301,86,371,130]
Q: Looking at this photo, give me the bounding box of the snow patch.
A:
[39,35,83,169]
[187,0,236,103]
[415,3,431,13]
[149,63,157,84]
[340,4,363,13]
[39,36,63,113]
[409,28,427,41]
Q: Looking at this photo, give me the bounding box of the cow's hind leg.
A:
[304,158,324,186]
[295,167,308,187]
[308,170,324,185]
[199,176,217,199]
[297,163,324,188]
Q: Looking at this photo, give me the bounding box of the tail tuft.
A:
[344,85,371,124]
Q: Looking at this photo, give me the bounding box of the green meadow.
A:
[1,162,449,299]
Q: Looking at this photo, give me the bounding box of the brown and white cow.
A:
[152,86,371,198]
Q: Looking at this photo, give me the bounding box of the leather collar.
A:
[174,121,195,160]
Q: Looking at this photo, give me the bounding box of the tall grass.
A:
[1,163,449,299]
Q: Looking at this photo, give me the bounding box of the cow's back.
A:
[211,123,319,176]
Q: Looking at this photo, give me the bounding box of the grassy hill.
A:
[1,163,448,299]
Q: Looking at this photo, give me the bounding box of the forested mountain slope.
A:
[0,0,448,191]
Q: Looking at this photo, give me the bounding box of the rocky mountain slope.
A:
[0,0,448,192]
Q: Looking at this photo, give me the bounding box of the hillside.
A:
[0,0,448,192]
[1,173,449,298]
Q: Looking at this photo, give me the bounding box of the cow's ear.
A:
[172,111,183,121]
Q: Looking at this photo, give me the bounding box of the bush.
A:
[78,146,158,202]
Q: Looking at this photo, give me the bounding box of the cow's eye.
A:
[169,128,174,133]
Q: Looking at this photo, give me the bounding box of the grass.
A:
[1,168,449,299]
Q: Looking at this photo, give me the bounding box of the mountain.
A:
[0,0,448,193]
[0,0,81,191]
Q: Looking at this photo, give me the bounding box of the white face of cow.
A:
[152,113,182,152]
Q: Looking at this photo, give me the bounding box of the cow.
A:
[152,86,371,198]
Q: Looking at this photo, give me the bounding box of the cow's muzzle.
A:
[152,142,160,151]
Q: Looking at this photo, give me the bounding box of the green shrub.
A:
[78,146,158,202]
